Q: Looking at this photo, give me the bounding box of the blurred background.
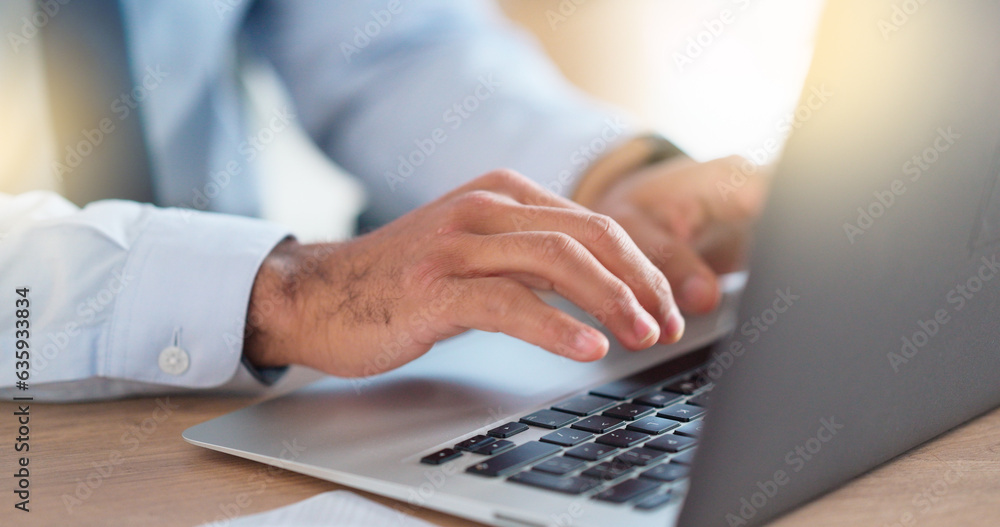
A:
[254,0,826,242]
[499,0,826,161]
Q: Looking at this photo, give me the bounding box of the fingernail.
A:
[682,275,713,309]
[663,307,686,342]
[634,311,659,346]
[571,328,605,358]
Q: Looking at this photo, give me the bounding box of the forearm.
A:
[243,237,313,370]
[247,0,636,226]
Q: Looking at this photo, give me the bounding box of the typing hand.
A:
[243,170,683,377]
[582,155,768,314]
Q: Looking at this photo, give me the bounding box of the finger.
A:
[706,155,769,216]
[694,221,751,274]
[501,272,554,291]
[465,169,587,211]
[457,200,683,344]
[679,155,768,222]
[639,156,768,236]
[451,277,610,361]
[456,231,662,350]
[616,212,721,315]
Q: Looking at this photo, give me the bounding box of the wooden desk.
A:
[3,395,999,526]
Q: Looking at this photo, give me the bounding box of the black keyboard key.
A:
[657,403,705,422]
[614,447,667,467]
[532,456,586,476]
[603,403,656,421]
[671,449,697,466]
[540,428,593,447]
[633,391,684,408]
[455,434,495,452]
[663,374,712,395]
[587,349,713,401]
[421,448,462,465]
[596,429,650,449]
[674,421,705,438]
[552,394,616,416]
[593,478,661,503]
[687,391,713,407]
[565,443,618,461]
[590,345,712,401]
[626,416,681,435]
[640,462,689,482]
[571,415,625,434]
[520,409,577,429]
[488,422,529,439]
[473,439,516,456]
[634,491,674,511]
[589,382,653,401]
[466,441,561,477]
[589,377,658,401]
[582,460,636,481]
[508,471,602,495]
[645,434,697,453]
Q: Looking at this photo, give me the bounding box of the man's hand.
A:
[580,154,767,314]
[244,170,684,377]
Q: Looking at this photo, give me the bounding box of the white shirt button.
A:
[158,346,190,375]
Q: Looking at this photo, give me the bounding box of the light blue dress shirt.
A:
[0,0,630,400]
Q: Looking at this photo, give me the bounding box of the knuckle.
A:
[537,309,567,340]
[538,232,579,266]
[584,213,625,247]
[447,190,500,226]
[623,250,668,287]
[409,258,449,292]
[648,270,672,297]
[409,237,466,290]
[454,189,500,210]
[478,169,526,190]
[604,280,634,309]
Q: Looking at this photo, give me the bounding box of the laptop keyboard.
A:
[420,350,714,511]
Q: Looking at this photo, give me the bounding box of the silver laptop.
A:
[185,1,1000,525]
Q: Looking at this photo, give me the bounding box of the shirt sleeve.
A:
[0,191,291,401]
[245,0,636,227]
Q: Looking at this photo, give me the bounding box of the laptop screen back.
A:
[679,1,1000,525]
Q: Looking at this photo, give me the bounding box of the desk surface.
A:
[3,395,999,526]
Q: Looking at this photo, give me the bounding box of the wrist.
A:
[244,237,306,369]
[573,133,687,208]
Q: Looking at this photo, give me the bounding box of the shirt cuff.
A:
[103,206,291,388]
[241,354,289,386]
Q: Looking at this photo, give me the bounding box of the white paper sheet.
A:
[202,490,440,527]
